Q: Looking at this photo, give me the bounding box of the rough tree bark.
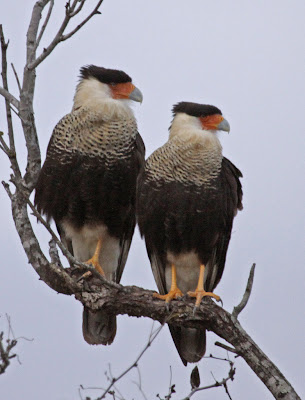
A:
[0,2,301,399]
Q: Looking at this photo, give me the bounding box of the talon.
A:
[188,264,222,307]
[84,239,105,276]
[77,271,92,282]
[153,288,183,303]
[153,264,183,305]
[188,289,221,307]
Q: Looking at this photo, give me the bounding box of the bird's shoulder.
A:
[144,138,222,186]
[47,107,139,159]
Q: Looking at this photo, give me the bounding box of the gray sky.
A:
[0,1,304,399]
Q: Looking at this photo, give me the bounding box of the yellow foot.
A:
[187,289,221,307]
[77,270,92,282]
[85,256,105,276]
[153,287,183,304]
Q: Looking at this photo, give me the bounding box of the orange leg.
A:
[84,239,105,276]
[188,264,221,307]
[153,264,183,303]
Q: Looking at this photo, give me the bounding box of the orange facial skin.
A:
[110,82,136,99]
[199,114,224,130]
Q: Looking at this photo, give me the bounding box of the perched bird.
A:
[137,102,242,365]
[35,65,145,345]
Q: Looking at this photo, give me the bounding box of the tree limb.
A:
[0,332,17,375]
[28,0,104,70]
[70,267,300,400]
[61,0,103,41]
[35,0,54,50]
[181,357,235,400]
[0,86,19,110]
[0,26,22,179]
[232,263,256,320]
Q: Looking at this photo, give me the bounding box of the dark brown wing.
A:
[204,157,243,291]
[116,132,145,282]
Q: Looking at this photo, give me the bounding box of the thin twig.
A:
[11,63,21,93]
[0,332,17,375]
[232,263,256,320]
[2,181,13,200]
[0,133,10,154]
[181,356,236,400]
[215,341,238,355]
[95,325,163,400]
[61,0,103,41]
[132,365,148,400]
[0,86,19,109]
[107,364,124,400]
[166,366,174,399]
[28,0,104,70]
[35,0,54,50]
[0,25,20,114]
[69,0,86,17]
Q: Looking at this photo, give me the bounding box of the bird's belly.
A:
[166,251,201,293]
[61,220,120,280]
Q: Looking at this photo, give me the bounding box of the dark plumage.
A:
[172,102,222,118]
[80,65,132,84]
[137,102,242,365]
[35,65,145,345]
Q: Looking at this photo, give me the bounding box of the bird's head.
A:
[73,65,143,111]
[170,102,230,135]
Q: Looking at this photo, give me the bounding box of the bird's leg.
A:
[153,264,183,304]
[84,239,105,276]
[188,264,221,307]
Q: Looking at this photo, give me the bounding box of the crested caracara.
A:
[35,65,145,345]
[137,102,242,365]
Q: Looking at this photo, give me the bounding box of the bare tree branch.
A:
[180,356,235,400]
[61,1,103,41]
[232,263,256,320]
[35,0,54,50]
[0,332,17,375]
[95,325,163,400]
[0,86,19,109]
[70,266,300,400]
[0,26,21,180]
[0,316,18,375]
[79,324,163,400]
[70,0,86,18]
[10,63,21,93]
[28,0,104,70]
[215,341,238,355]
[19,0,46,190]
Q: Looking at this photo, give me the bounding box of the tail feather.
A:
[169,325,206,366]
[82,307,116,345]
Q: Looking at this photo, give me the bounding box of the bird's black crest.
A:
[172,102,222,118]
[80,65,132,84]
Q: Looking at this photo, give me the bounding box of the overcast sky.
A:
[0,1,304,399]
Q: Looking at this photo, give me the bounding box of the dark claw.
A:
[193,305,198,316]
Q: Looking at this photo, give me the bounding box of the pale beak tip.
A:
[129,87,143,103]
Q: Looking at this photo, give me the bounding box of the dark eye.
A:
[110,83,116,87]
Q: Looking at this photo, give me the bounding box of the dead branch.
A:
[232,263,256,320]
[28,0,104,70]
[79,324,163,400]
[181,356,235,400]
[0,332,17,375]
